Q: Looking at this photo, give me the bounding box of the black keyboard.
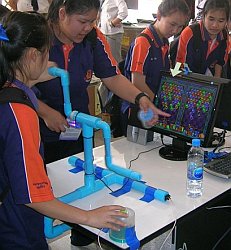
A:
[204,153,231,179]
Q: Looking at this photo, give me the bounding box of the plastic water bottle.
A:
[187,138,204,198]
[137,108,154,128]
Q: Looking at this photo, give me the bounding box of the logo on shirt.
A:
[85,70,93,82]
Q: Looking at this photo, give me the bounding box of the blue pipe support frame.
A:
[44,67,169,239]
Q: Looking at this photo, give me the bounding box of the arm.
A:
[131,72,155,101]
[102,74,170,124]
[37,100,68,133]
[214,64,223,77]
[215,34,230,77]
[110,0,128,27]
[26,199,127,230]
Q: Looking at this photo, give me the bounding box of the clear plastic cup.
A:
[109,207,135,243]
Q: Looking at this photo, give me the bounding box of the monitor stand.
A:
[159,138,190,161]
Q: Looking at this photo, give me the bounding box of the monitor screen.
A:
[128,71,225,161]
[215,81,231,131]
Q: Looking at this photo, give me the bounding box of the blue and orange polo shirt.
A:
[176,21,229,75]
[124,23,170,95]
[36,27,120,142]
[0,83,54,249]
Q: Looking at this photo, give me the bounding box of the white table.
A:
[47,134,231,249]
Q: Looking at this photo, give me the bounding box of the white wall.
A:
[125,0,162,23]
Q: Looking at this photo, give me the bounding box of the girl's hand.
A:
[85,205,128,230]
[138,96,170,125]
[42,107,68,133]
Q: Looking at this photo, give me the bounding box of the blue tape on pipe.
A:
[95,167,103,179]
[110,178,133,197]
[140,186,156,202]
[69,166,84,174]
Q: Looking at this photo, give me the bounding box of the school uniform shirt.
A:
[99,0,128,35]
[36,27,119,142]
[124,23,170,95]
[17,0,50,13]
[0,83,54,250]
[176,21,229,75]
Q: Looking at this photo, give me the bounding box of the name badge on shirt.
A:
[59,119,82,141]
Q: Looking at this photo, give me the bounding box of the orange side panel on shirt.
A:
[11,103,54,203]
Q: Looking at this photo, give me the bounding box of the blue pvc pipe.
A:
[44,156,170,238]
[48,67,72,117]
[94,120,142,181]
[69,156,168,202]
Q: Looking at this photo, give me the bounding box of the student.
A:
[0,11,129,250]
[176,0,230,77]
[124,0,190,101]
[121,0,190,134]
[16,0,52,14]
[35,0,169,165]
[98,0,128,63]
[35,0,170,245]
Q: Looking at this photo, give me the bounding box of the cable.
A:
[212,226,231,250]
[206,205,231,210]
[128,145,163,169]
[97,228,104,250]
[94,173,114,192]
[178,242,188,250]
[205,205,231,249]
[159,199,177,250]
[92,142,163,194]
[112,144,163,194]
[217,146,231,153]
[212,130,226,152]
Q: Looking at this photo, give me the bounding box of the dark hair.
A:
[158,0,190,18]
[0,4,10,20]
[203,0,230,20]
[0,11,51,88]
[47,0,100,24]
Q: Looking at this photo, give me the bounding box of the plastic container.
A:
[137,108,154,128]
[187,138,204,198]
[109,207,135,243]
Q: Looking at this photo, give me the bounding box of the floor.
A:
[48,130,174,249]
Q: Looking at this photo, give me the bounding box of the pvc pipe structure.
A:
[48,67,142,181]
[44,67,169,239]
[48,67,72,117]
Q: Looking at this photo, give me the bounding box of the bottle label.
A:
[188,163,203,180]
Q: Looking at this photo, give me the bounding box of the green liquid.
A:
[109,227,126,243]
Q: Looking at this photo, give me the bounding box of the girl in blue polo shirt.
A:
[176,0,230,77]
[35,0,170,245]
[121,0,190,134]
[0,11,131,250]
[35,0,169,164]
[124,0,190,101]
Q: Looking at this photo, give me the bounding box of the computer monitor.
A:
[215,81,231,131]
[128,71,227,161]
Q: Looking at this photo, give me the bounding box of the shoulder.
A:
[135,30,153,47]
[181,25,194,38]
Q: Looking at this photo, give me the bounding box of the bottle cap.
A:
[192,138,200,147]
